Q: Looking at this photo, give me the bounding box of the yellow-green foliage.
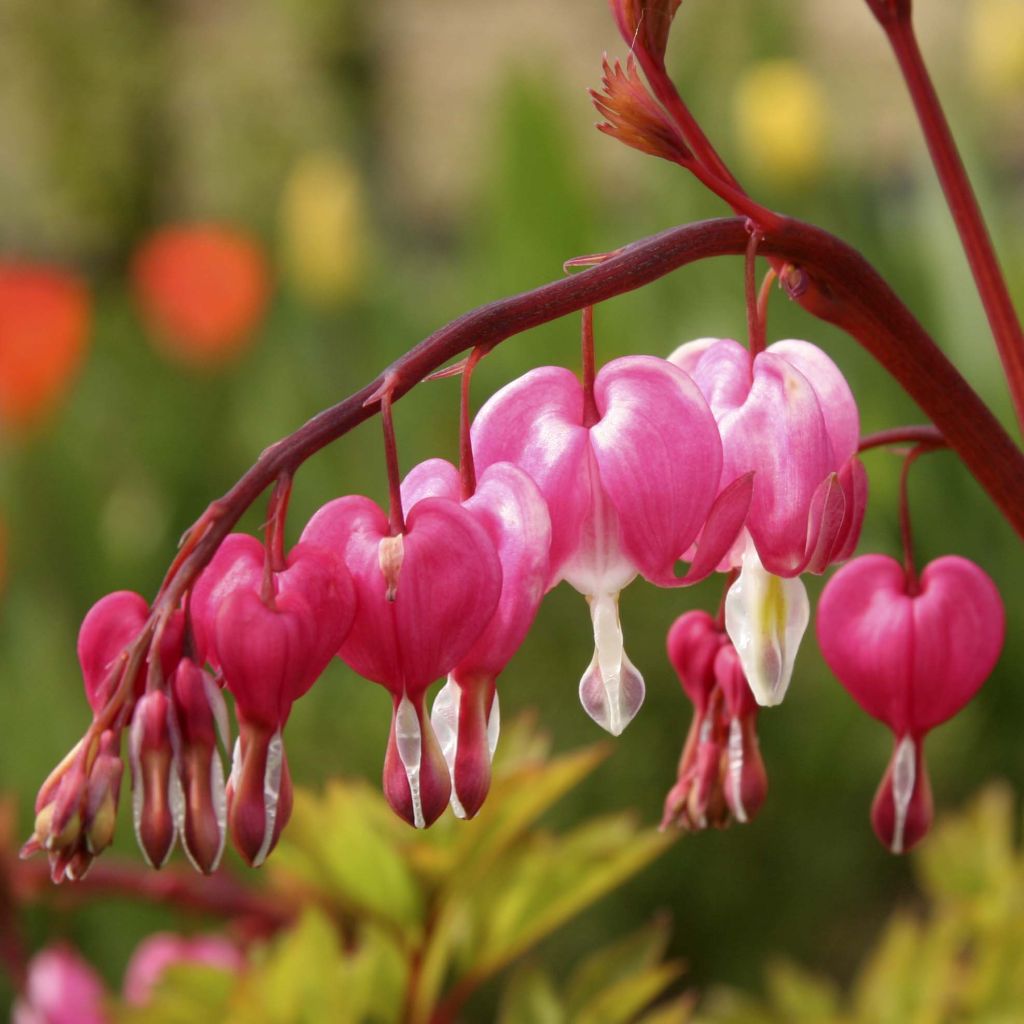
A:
[112,718,685,1024]
[695,783,1024,1024]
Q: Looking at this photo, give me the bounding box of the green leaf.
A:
[497,962,567,1024]
[464,815,675,983]
[634,993,697,1024]
[270,781,423,932]
[111,964,235,1024]
[565,917,673,1014]
[574,961,685,1024]
[762,961,841,1023]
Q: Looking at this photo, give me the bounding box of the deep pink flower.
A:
[192,533,356,864]
[301,494,503,827]
[13,946,108,1024]
[817,553,1004,852]
[78,592,184,715]
[472,356,744,735]
[123,933,243,1005]
[670,337,867,706]
[661,612,767,831]
[401,458,551,818]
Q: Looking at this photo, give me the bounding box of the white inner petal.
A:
[430,678,465,819]
[727,717,747,823]
[578,592,645,736]
[486,691,501,759]
[252,729,284,868]
[890,735,917,855]
[724,545,809,707]
[395,694,425,829]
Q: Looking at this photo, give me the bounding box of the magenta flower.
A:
[401,458,550,818]
[301,494,503,828]
[670,337,867,706]
[661,611,767,830]
[472,356,740,735]
[13,946,108,1024]
[123,932,243,1005]
[192,534,356,864]
[817,554,1005,852]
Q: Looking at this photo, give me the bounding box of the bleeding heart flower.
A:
[301,494,502,828]
[78,592,184,716]
[670,337,867,707]
[661,612,767,831]
[192,533,356,865]
[817,553,1004,852]
[401,458,551,818]
[123,933,243,1006]
[13,946,108,1024]
[472,356,746,736]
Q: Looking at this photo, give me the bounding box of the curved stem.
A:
[459,347,485,501]
[873,13,1024,433]
[146,216,1024,627]
[381,390,405,536]
[859,425,946,452]
[745,226,765,356]
[899,446,929,594]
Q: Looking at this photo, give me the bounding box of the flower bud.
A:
[871,735,933,854]
[384,694,451,829]
[129,691,180,868]
[83,730,123,856]
[172,660,228,873]
[227,718,293,867]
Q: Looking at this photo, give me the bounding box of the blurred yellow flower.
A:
[732,59,828,186]
[967,0,1024,97]
[278,152,367,308]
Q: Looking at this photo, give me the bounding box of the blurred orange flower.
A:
[132,225,270,369]
[0,263,91,430]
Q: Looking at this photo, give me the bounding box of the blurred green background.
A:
[1,0,1022,1014]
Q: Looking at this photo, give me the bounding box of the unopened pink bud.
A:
[129,692,178,868]
[722,716,768,825]
[172,660,228,873]
[871,735,933,854]
[83,731,123,856]
[432,673,497,819]
[666,610,725,713]
[227,718,293,867]
[383,694,451,829]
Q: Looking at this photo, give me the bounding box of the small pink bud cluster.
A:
[660,611,767,831]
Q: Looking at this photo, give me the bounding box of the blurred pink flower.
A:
[122,933,243,1005]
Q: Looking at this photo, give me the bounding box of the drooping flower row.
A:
[25,335,1004,879]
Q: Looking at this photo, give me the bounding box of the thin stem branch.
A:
[899,445,929,593]
[874,13,1024,433]
[381,389,405,536]
[859,425,946,452]
[459,347,485,501]
[140,216,1024,627]
[12,856,294,930]
[745,226,765,356]
[756,268,778,344]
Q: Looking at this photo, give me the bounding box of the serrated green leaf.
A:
[226,908,353,1024]
[497,962,566,1024]
[565,917,673,1014]
[443,743,613,885]
[270,782,423,931]
[466,815,675,983]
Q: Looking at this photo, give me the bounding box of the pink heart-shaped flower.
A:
[817,554,1004,736]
